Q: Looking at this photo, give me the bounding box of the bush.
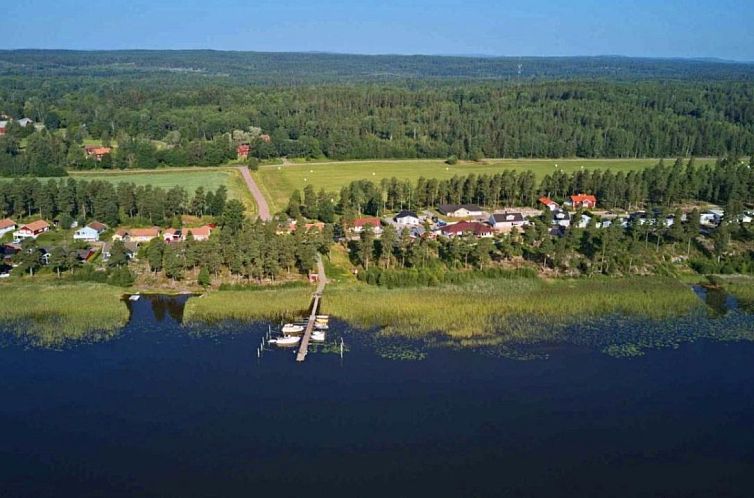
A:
[445,155,458,165]
[108,267,135,287]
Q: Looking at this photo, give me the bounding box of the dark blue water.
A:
[1,295,754,498]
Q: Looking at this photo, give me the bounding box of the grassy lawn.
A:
[253,158,716,214]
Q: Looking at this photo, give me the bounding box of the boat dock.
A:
[296,255,327,362]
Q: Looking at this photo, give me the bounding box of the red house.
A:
[441,221,493,238]
[237,144,250,159]
[569,194,597,209]
[84,146,112,161]
[538,196,559,211]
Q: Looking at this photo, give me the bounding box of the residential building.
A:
[552,210,571,228]
[394,210,421,227]
[538,196,559,211]
[350,217,383,235]
[122,227,161,243]
[438,204,484,218]
[73,221,108,242]
[184,225,213,241]
[568,194,597,209]
[0,120,7,136]
[489,212,526,232]
[84,146,112,161]
[441,221,493,238]
[237,144,250,159]
[13,220,50,240]
[0,218,17,237]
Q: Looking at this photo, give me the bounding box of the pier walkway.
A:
[296,255,327,362]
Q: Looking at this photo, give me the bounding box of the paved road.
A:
[237,166,271,221]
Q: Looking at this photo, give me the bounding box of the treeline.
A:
[0,177,230,226]
[3,51,754,82]
[320,157,754,218]
[2,76,754,166]
[0,127,240,177]
[136,220,332,284]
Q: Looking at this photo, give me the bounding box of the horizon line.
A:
[1,47,752,64]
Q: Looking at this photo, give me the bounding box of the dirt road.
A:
[237,166,271,221]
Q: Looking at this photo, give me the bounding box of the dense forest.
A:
[1,51,754,176]
[2,50,754,82]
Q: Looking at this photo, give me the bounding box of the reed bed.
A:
[321,277,702,338]
[0,283,129,346]
[183,286,314,323]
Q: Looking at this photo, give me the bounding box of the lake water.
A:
[1,294,754,497]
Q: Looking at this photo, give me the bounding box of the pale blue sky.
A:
[4,0,753,61]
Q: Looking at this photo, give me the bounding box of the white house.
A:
[17,118,34,128]
[0,218,17,237]
[700,212,721,227]
[489,212,526,232]
[576,214,592,229]
[394,210,422,227]
[552,210,571,228]
[74,221,107,242]
[438,204,484,218]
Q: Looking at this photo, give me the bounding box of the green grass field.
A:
[253,158,716,214]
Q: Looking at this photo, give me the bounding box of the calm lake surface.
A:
[1,295,754,498]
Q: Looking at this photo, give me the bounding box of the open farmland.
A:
[253,158,716,214]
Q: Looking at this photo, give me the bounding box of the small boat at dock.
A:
[311,331,326,342]
[281,324,305,334]
[269,336,301,346]
[128,294,140,301]
[314,322,329,330]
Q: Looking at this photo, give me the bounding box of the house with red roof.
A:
[184,225,213,241]
[84,146,112,161]
[237,144,250,159]
[538,196,559,211]
[568,194,597,209]
[13,220,50,240]
[350,217,383,235]
[115,227,160,243]
[441,221,493,238]
[0,218,17,237]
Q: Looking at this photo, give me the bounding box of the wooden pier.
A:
[296,255,327,362]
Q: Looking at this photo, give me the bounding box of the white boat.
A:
[281,324,305,334]
[314,322,329,331]
[269,336,301,346]
[128,295,140,301]
[316,315,329,320]
[311,331,326,342]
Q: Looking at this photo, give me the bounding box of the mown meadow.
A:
[0,282,130,346]
[253,157,716,213]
